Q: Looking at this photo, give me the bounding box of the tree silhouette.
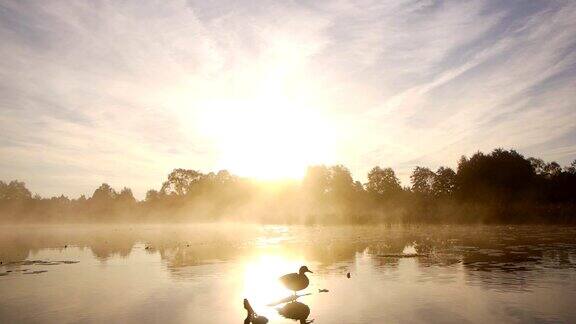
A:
[91,183,117,202]
[117,187,136,204]
[366,167,401,197]
[544,162,562,178]
[566,160,576,174]
[410,167,435,196]
[145,189,161,202]
[0,180,32,201]
[432,167,456,198]
[1,148,575,224]
[528,157,546,175]
[328,165,355,198]
[303,165,331,201]
[456,149,535,202]
[160,169,204,196]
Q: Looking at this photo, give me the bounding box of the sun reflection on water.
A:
[242,254,307,313]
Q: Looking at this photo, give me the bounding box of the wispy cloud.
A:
[0,0,575,197]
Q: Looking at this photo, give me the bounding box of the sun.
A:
[197,97,336,180]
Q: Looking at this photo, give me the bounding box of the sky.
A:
[1,0,575,199]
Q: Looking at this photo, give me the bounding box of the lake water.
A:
[1,224,576,323]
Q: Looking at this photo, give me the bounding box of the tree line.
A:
[1,148,575,224]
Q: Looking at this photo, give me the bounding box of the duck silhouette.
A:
[278,301,313,324]
[243,299,268,324]
[280,266,313,294]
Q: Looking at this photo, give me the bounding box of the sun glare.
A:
[242,254,306,310]
[197,97,336,180]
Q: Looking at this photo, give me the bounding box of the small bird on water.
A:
[280,266,313,294]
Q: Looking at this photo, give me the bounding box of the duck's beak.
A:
[307,270,313,273]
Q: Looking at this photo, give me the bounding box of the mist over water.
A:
[1,224,575,323]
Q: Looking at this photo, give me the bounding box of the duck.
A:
[280,266,313,294]
[244,299,268,324]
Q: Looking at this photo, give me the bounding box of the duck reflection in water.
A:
[278,301,313,324]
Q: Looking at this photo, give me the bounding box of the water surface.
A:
[1,224,576,323]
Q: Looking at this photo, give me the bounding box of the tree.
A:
[303,165,331,199]
[566,160,576,174]
[202,170,240,194]
[117,187,136,204]
[91,183,117,202]
[0,181,5,200]
[410,167,435,195]
[366,167,401,196]
[215,170,236,184]
[0,180,32,201]
[544,162,562,177]
[145,190,161,202]
[160,169,204,196]
[329,165,354,197]
[432,167,456,198]
[456,149,535,202]
[353,181,365,193]
[528,157,546,175]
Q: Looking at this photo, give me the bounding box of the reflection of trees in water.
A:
[89,242,134,261]
[1,225,576,291]
[0,227,140,262]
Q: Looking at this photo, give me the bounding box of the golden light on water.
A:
[242,254,306,308]
[241,227,308,312]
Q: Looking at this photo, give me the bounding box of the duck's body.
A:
[280,273,309,292]
[280,266,312,294]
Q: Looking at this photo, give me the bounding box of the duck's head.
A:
[299,265,313,275]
